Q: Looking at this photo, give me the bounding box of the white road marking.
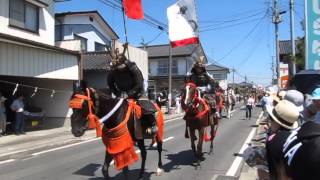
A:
[0,159,15,165]
[31,138,100,156]
[225,111,264,177]
[152,136,175,147]
[164,117,183,123]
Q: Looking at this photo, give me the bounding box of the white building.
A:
[55,11,118,52]
[0,0,80,130]
[146,44,207,99]
[206,64,230,90]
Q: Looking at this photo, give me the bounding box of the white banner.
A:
[167,0,199,48]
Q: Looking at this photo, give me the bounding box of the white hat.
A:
[284,90,304,112]
[266,100,299,130]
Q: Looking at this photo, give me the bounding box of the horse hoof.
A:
[156,168,163,176]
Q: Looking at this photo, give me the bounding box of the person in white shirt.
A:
[10,95,25,135]
[246,95,255,119]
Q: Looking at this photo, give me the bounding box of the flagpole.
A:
[121,0,129,44]
[168,43,172,114]
[121,0,130,59]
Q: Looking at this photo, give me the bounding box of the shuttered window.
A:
[9,0,39,33]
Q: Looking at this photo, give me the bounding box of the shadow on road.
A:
[162,150,199,173]
[73,163,154,180]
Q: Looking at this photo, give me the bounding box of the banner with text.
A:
[306,0,320,69]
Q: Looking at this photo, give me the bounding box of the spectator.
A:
[265,100,299,180]
[0,92,7,136]
[246,95,255,119]
[284,90,305,125]
[10,94,25,135]
[156,90,167,108]
[304,88,320,123]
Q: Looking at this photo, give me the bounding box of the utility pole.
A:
[232,66,235,90]
[289,0,296,75]
[271,56,275,85]
[272,0,282,87]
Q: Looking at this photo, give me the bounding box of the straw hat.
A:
[278,90,287,100]
[266,100,299,130]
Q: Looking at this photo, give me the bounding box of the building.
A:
[0,0,80,130]
[82,43,148,91]
[206,63,230,90]
[146,44,207,100]
[279,39,304,72]
[55,11,148,91]
[55,11,118,52]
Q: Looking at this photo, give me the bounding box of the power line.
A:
[200,9,267,28]
[200,16,265,32]
[215,10,269,62]
[98,0,167,31]
[237,18,268,67]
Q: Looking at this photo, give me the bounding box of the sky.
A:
[55,0,305,86]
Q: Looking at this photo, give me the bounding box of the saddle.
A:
[135,99,158,139]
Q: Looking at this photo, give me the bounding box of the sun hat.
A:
[310,88,320,100]
[278,90,287,100]
[266,100,299,130]
[284,90,304,112]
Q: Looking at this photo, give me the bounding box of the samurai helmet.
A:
[110,43,128,69]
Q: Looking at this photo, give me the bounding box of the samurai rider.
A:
[187,56,217,97]
[107,43,158,136]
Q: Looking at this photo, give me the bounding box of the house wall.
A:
[83,71,108,90]
[0,75,74,129]
[0,41,79,80]
[149,57,194,76]
[55,15,113,51]
[0,0,55,45]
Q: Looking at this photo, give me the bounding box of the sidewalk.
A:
[238,112,268,180]
[0,113,184,162]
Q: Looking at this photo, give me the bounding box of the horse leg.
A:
[155,137,163,176]
[137,139,146,180]
[102,152,113,180]
[122,166,129,180]
[209,124,215,155]
[189,127,197,157]
[197,128,204,159]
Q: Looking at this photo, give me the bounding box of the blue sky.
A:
[55,0,305,86]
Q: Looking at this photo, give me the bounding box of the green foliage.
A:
[295,37,305,71]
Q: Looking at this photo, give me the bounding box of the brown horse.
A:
[69,84,164,180]
[181,82,219,166]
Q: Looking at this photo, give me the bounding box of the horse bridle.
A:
[69,88,102,137]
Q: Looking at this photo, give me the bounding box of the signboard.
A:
[305,0,320,70]
[280,63,289,89]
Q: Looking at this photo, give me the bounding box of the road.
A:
[0,107,262,180]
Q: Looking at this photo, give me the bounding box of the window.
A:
[95,42,106,51]
[157,60,178,75]
[74,34,87,51]
[9,0,39,33]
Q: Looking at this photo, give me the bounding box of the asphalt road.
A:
[0,107,262,180]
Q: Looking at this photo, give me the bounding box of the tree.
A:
[295,37,305,71]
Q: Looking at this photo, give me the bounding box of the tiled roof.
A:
[279,40,301,55]
[82,52,111,70]
[206,63,229,72]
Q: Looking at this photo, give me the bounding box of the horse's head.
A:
[69,82,99,137]
[183,82,199,107]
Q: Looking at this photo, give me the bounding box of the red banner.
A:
[123,0,144,19]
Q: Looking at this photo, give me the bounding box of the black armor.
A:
[108,59,144,99]
[107,44,144,100]
[188,61,216,93]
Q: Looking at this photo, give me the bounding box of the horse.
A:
[224,89,235,119]
[181,82,219,166]
[69,85,164,180]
